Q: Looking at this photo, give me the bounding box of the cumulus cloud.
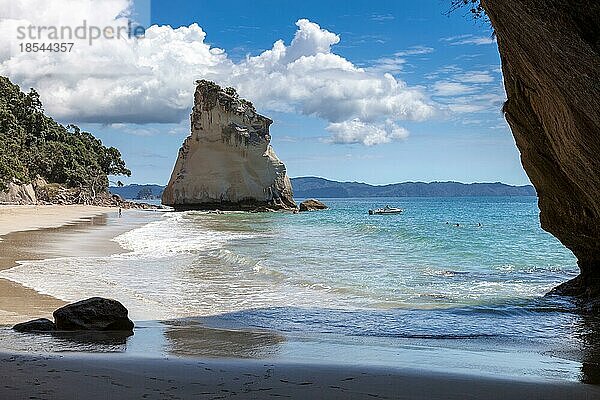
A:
[326,118,409,146]
[0,1,436,146]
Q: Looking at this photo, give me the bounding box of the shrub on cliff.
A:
[449,0,486,19]
[0,76,130,196]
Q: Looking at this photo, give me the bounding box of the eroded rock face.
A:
[0,182,36,204]
[162,81,295,211]
[481,0,600,297]
[53,297,134,332]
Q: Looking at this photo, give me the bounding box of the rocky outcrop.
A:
[13,318,56,333]
[0,182,36,204]
[481,0,600,298]
[299,199,328,212]
[0,177,157,209]
[162,81,295,211]
[53,297,134,332]
[34,180,158,209]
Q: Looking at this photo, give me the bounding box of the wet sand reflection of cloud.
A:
[162,319,284,359]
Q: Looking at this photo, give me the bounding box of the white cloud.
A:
[455,37,495,45]
[438,90,506,114]
[370,46,433,75]
[394,46,434,57]
[447,104,486,113]
[432,81,478,96]
[426,64,503,115]
[441,34,471,42]
[0,2,436,146]
[370,55,407,74]
[454,72,494,83]
[441,34,496,46]
[326,118,409,146]
[370,14,395,22]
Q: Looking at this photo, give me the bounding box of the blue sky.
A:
[3,0,528,186]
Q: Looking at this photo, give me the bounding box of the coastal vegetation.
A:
[0,76,130,199]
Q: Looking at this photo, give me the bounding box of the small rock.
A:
[53,297,134,332]
[299,199,328,212]
[13,318,56,333]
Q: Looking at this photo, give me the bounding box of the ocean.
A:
[2,197,599,382]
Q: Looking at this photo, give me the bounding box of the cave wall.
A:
[480,0,600,296]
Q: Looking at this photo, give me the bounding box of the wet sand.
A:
[0,352,598,400]
[0,205,159,325]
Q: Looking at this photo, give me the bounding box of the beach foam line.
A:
[0,212,279,321]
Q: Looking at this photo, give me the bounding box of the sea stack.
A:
[162,80,296,211]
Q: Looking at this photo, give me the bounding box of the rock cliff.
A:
[162,81,295,211]
[0,182,36,204]
[481,0,600,299]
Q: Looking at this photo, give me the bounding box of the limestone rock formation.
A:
[299,199,328,212]
[0,182,36,204]
[162,81,295,211]
[53,297,134,332]
[481,0,600,298]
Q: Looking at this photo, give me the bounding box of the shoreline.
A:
[0,205,160,325]
[0,203,597,398]
[0,352,598,399]
[0,205,115,241]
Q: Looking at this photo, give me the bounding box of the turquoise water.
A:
[2,197,600,382]
[202,197,576,309]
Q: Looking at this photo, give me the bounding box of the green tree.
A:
[0,76,131,197]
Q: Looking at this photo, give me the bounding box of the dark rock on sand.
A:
[13,318,56,333]
[53,297,134,332]
[299,199,328,212]
[482,0,600,299]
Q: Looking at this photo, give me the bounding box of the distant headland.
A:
[110,177,536,200]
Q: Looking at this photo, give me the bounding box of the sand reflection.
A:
[162,319,284,359]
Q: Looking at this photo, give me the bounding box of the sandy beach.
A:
[0,205,148,325]
[0,205,115,239]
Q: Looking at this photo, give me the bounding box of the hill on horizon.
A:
[109,184,165,200]
[110,177,536,200]
[291,177,536,198]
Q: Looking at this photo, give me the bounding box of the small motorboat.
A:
[368,205,404,215]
